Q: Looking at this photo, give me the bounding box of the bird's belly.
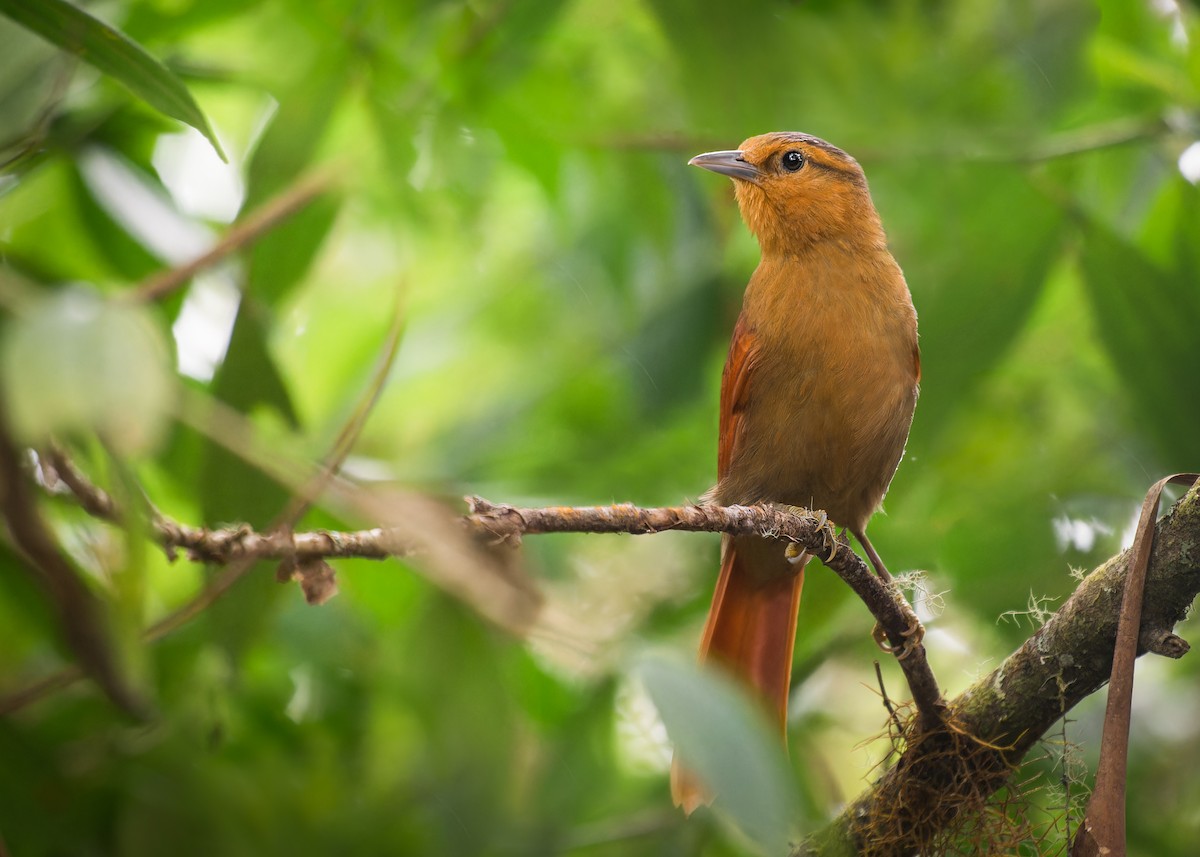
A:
[716,356,915,531]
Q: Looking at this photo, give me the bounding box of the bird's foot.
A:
[872,613,925,661]
[781,508,833,564]
[802,509,840,562]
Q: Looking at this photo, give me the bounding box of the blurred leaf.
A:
[1092,0,1192,103]
[122,0,252,43]
[90,102,183,176]
[0,15,61,156]
[1,287,173,454]
[646,0,786,131]
[637,655,797,854]
[625,275,723,417]
[198,297,295,519]
[1139,175,1200,281]
[243,51,347,305]
[68,162,161,280]
[0,540,58,658]
[196,300,296,656]
[886,163,1065,438]
[1090,35,1193,102]
[0,0,225,159]
[0,159,129,284]
[246,194,339,305]
[1077,214,1200,465]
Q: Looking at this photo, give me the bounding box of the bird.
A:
[672,132,920,813]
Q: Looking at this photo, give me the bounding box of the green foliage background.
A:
[1,0,1199,853]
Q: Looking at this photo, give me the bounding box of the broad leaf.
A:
[0,0,225,160]
[637,654,798,854]
[1078,215,1200,465]
[242,51,347,305]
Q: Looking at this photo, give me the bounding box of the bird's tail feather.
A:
[670,535,804,813]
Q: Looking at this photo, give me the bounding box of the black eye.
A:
[781,150,805,172]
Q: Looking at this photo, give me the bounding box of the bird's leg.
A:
[855,529,924,661]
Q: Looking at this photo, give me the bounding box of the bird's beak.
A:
[688,149,759,181]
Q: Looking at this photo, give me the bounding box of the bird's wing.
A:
[718,313,758,480]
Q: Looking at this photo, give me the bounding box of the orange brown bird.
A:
[672,132,920,813]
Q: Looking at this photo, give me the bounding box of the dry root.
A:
[834,705,1083,856]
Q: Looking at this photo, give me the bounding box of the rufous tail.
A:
[670,534,805,814]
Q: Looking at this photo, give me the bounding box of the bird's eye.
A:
[781,150,805,172]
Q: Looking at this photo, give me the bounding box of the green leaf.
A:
[636,655,798,854]
[199,298,298,527]
[242,50,348,304]
[885,163,1065,437]
[1,287,174,455]
[68,162,161,281]
[0,0,225,160]
[1078,216,1200,465]
[0,160,126,284]
[193,300,298,660]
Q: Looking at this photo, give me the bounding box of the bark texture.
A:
[799,482,1200,856]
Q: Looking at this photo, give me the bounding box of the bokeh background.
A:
[1,0,1199,854]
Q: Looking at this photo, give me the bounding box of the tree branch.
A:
[0,430,148,718]
[467,497,946,728]
[18,447,1200,856]
[33,452,944,724]
[800,480,1200,856]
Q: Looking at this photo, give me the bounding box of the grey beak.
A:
[688,149,759,181]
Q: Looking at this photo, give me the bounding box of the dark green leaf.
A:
[242,50,347,305]
[199,298,297,527]
[193,299,298,659]
[1078,215,1200,465]
[0,0,225,160]
[884,163,1065,437]
[68,163,160,281]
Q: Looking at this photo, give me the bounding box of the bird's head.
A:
[689,132,881,256]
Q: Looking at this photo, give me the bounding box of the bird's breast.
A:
[716,250,918,530]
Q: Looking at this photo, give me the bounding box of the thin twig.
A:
[35,455,946,725]
[143,299,407,643]
[43,443,118,520]
[875,660,903,739]
[130,168,337,302]
[0,426,147,718]
[991,116,1170,163]
[0,665,83,717]
[281,294,406,523]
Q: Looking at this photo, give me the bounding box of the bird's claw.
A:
[824,527,839,563]
[782,507,833,565]
[804,509,839,563]
[872,614,925,661]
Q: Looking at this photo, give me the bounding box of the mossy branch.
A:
[798,481,1200,856]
